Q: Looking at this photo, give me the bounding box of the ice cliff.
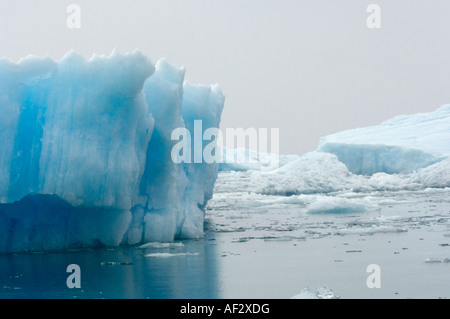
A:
[0,51,224,253]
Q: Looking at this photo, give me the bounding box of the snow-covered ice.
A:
[318,105,450,175]
[246,105,450,198]
[207,104,450,248]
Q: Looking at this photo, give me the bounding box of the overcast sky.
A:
[1,0,450,155]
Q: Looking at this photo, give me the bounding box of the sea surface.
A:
[1,171,450,299]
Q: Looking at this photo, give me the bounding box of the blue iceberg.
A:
[0,51,224,253]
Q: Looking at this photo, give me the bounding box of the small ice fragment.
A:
[138,242,184,249]
[100,261,133,266]
[291,286,339,299]
[144,252,200,258]
[424,258,442,263]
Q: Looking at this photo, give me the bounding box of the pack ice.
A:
[0,51,224,253]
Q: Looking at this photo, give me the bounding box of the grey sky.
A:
[1,0,450,155]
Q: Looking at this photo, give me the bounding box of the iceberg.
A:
[408,158,450,189]
[248,105,450,197]
[250,152,361,196]
[0,51,224,253]
[318,105,450,175]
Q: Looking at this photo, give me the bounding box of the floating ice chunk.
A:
[368,173,410,190]
[144,252,200,258]
[319,143,440,175]
[263,236,299,242]
[336,226,407,236]
[306,197,379,214]
[290,288,317,299]
[318,105,450,175]
[290,286,339,299]
[250,152,362,196]
[425,258,443,263]
[409,158,450,189]
[238,106,450,197]
[137,242,184,249]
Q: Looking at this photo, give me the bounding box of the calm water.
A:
[0,237,220,299]
[1,178,450,299]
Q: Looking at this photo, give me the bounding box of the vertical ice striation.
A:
[0,51,224,253]
[129,58,188,244]
[179,82,224,238]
